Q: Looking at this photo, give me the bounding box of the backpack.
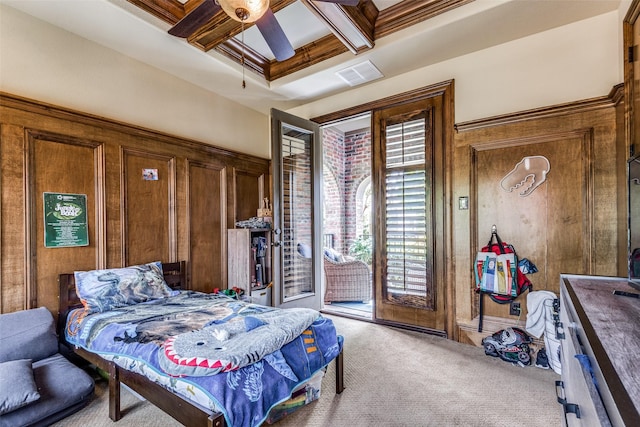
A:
[475,228,532,304]
[475,227,532,332]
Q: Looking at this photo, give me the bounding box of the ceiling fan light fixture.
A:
[218,0,269,23]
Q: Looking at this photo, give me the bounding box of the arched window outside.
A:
[351,176,372,264]
[323,167,342,251]
[356,176,372,238]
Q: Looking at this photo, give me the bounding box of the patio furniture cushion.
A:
[297,242,312,258]
[323,247,344,262]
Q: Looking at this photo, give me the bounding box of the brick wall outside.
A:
[322,127,345,252]
[323,126,371,256]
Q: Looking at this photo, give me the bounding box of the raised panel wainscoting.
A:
[0,92,269,314]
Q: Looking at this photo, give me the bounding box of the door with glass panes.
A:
[372,94,449,334]
[270,109,322,310]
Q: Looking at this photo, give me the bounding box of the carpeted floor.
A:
[53,315,561,426]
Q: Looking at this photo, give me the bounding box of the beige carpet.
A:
[53,315,561,426]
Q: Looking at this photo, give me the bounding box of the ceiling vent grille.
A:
[336,60,383,87]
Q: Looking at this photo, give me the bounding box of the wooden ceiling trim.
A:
[190,13,246,49]
[302,0,378,53]
[126,0,186,25]
[344,0,379,48]
[215,39,271,81]
[183,0,207,15]
[218,34,350,82]
[375,0,474,39]
[127,0,479,83]
[269,34,349,80]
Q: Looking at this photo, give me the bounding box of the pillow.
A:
[323,247,334,261]
[75,261,173,313]
[297,243,312,258]
[333,250,346,263]
[0,359,40,415]
[324,248,344,263]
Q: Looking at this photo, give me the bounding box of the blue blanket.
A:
[65,291,342,427]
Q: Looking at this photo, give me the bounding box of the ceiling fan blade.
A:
[318,0,360,6]
[255,8,295,62]
[169,0,221,38]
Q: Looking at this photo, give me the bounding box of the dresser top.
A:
[563,275,640,423]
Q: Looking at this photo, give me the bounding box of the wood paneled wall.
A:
[0,87,627,348]
[0,93,269,315]
[453,86,625,345]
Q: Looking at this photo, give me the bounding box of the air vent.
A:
[336,60,383,87]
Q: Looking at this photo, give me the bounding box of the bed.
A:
[57,261,344,427]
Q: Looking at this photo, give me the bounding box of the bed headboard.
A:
[57,261,186,340]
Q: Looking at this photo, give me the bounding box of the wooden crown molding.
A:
[375,0,472,39]
[455,89,620,133]
[0,92,270,165]
[311,79,454,125]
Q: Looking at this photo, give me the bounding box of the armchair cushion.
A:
[0,359,40,415]
[0,307,58,363]
[323,247,344,263]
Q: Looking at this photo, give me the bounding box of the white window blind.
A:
[384,119,428,296]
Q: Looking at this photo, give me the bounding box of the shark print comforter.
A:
[65,291,342,427]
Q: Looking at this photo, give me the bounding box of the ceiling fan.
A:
[169,0,360,62]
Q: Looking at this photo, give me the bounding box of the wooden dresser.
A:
[558,275,640,426]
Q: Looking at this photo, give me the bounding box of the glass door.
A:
[271,109,322,310]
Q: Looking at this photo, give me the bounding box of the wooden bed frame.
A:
[58,261,344,427]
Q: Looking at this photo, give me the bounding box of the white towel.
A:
[526,290,562,374]
[525,290,557,337]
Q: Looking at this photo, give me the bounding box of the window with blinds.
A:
[383,117,431,307]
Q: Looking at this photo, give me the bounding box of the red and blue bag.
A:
[475,227,532,332]
[475,229,532,304]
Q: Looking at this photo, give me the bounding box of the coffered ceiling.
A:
[128,0,470,82]
[2,0,622,115]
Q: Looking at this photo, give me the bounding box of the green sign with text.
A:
[44,192,89,248]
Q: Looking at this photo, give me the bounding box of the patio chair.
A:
[323,254,371,303]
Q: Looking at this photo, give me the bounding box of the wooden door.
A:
[372,94,449,335]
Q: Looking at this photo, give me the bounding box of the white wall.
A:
[0,5,270,158]
[288,11,622,123]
